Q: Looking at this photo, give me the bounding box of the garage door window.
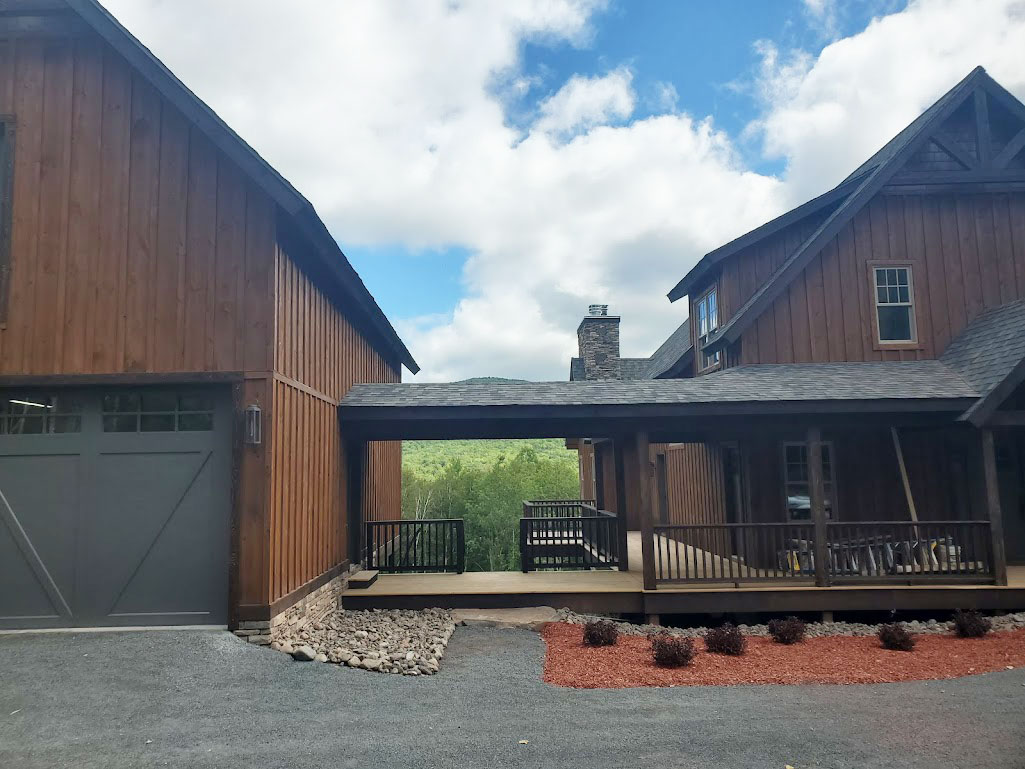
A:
[102,391,214,433]
[0,394,83,434]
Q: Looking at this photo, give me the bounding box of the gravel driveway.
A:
[2,625,1024,769]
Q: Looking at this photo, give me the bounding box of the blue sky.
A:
[346,0,899,324]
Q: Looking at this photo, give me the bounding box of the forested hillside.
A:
[403,439,579,480]
[401,439,580,571]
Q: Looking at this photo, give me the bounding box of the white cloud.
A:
[535,68,635,137]
[99,0,1025,382]
[752,0,1025,204]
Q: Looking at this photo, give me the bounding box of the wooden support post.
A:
[345,437,367,567]
[980,428,1008,585]
[612,437,629,572]
[807,426,830,587]
[636,431,657,591]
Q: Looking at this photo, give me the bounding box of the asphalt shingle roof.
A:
[343,359,978,410]
[941,299,1025,398]
[645,318,692,378]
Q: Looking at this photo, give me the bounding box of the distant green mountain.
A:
[403,438,577,480]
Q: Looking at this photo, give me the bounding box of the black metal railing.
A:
[365,519,465,574]
[653,522,816,583]
[522,499,598,518]
[520,499,618,571]
[651,520,994,584]
[824,521,993,581]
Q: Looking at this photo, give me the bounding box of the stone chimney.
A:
[577,304,621,380]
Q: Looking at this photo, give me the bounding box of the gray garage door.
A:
[0,388,231,629]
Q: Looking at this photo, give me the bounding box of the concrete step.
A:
[348,570,379,589]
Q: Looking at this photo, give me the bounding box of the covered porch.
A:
[338,359,1025,615]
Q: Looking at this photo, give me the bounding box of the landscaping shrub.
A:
[877,623,916,651]
[651,632,696,668]
[582,619,619,647]
[767,616,806,645]
[704,622,747,655]
[952,609,992,638]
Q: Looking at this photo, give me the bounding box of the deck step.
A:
[348,570,379,589]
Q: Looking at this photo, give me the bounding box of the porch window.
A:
[695,286,720,371]
[873,265,916,344]
[783,442,834,520]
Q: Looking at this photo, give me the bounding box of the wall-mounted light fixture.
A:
[244,404,262,445]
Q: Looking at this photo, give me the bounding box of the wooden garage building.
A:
[0,1,416,631]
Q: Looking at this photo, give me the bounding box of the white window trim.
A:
[781,441,836,521]
[872,263,918,346]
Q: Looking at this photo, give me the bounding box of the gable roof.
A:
[66,0,419,374]
[666,175,862,302]
[675,66,1025,358]
[941,299,1025,425]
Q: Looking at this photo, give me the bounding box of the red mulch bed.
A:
[541,622,1025,688]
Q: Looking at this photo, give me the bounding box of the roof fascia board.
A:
[666,172,867,303]
[338,397,974,424]
[703,77,983,353]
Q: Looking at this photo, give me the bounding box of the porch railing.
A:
[652,520,993,584]
[365,519,465,574]
[824,521,993,582]
[653,523,816,583]
[522,499,598,518]
[520,500,619,571]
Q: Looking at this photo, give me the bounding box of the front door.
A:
[998,432,1025,563]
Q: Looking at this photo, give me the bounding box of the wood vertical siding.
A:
[577,442,596,501]
[659,443,726,527]
[0,35,276,376]
[732,191,1025,365]
[0,26,406,617]
[268,246,400,604]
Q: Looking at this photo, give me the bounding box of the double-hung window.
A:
[873,265,916,345]
[782,442,834,520]
[695,286,720,371]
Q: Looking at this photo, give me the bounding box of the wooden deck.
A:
[343,532,1025,615]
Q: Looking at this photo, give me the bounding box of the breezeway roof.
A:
[342,359,978,410]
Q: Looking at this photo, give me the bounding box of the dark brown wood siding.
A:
[0,35,276,376]
[268,246,400,604]
[733,191,1025,364]
[742,428,983,525]
[658,443,726,526]
[694,209,831,372]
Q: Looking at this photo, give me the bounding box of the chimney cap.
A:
[588,304,609,316]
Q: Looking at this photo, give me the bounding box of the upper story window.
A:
[873,265,917,345]
[695,286,720,371]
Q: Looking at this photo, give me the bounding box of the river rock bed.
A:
[271,608,456,675]
[555,608,1025,639]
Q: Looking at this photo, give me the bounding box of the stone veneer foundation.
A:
[232,566,356,645]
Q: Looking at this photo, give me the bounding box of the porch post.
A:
[612,437,629,572]
[806,426,830,587]
[345,437,367,567]
[980,428,1009,585]
[635,431,657,590]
